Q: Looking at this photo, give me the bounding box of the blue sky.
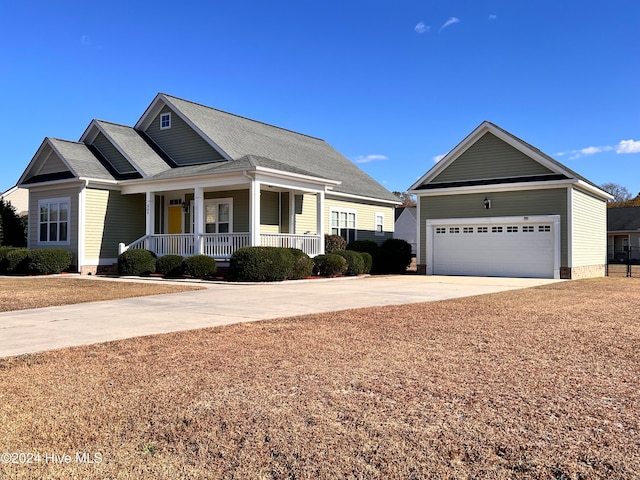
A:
[1,0,638,196]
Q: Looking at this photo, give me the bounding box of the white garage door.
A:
[431,219,556,278]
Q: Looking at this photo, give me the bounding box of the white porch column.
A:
[289,191,296,234]
[249,178,261,246]
[145,191,154,237]
[194,187,204,254]
[317,190,325,254]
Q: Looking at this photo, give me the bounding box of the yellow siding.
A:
[295,194,318,234]
[571,188,607,267]
[325,197,394,243]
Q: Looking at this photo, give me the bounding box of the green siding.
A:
[260,190,281,233]
[432,132,554,183]
[571,188,607,267]
[28,185,80,268]
[145,105,226,166]
[185,190,250,233]
[419,188,568,266]
[91,132,137,174]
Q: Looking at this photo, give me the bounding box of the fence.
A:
[606,245,640,277]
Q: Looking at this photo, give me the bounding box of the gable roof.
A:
[607,206,640,232]
[395,206,416,222]
[137,94,398,202]
[19,138,116,185]
[409,121,611,200]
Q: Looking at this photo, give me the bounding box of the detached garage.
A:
[409,122,612,279]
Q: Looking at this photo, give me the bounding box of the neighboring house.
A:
[409,121,612,279]
[0,186,29,216]
[17,93,399,274]
[394,206,417,254]
[607,206,640,262]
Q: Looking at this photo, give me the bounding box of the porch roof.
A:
[608,206,640,232]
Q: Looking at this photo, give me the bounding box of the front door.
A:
[168,206,182,234]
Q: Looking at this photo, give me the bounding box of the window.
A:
[477,227,488,233]
[375,213,384,235]
[538,225,551,232]
[523,225,534,232]
[39,198,70,244]
[507,226,519,233]
[331,209,356,243]
[463,227,474,233]
[492,226,503,233]
[160,112,171,130]
[435,227,446,234]
[203,199,232,233]
[449,227,460,234]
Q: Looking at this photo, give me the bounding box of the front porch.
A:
[120,232,323,259]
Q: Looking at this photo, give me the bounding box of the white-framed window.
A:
[375,212,384,235]
[538,225,551,233]
[435,227,446,234]
[523,226,535,232]
[449,227,460,234]
[507,226,518,233]
[477,227,488,233]
[160,112,171,130]
[203,198,232,233]
[463,227,474,233]
[330,208,356,243]
[492,226,503,233]
[38,197,70,244]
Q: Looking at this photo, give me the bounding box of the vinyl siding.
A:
[419,188,568,266]
[28,185,81,268]
[36,145,70,176]
[144,105,226,166]
[84,189,145,260]
[571,188,607,267]
[295,194,317,234]
[432,132,554,183]
[91,132,137,174]
[185,190,250,233]
[260,190,281,234]
[325,198,394,243]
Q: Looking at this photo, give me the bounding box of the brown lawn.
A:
[0,277,202,312]
[0,277,639,479]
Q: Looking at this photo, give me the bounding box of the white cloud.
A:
[415,22,430,34]
[440,17,460,32]
[580,145,614,155]
[616,139,640,154]
[488,14,497,20]
[354,154,389,164]
[433,153,447,163]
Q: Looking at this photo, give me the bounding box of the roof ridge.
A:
[48,137,87,145]
[94,119,134,129]
[162,93,325,142]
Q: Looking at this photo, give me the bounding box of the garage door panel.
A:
[432,221,554,278]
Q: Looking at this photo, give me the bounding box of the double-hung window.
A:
[331,208,356,243]
[39,198,70,244]
[204,199,232,233]
[375,212,384,235]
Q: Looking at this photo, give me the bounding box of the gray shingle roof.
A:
[95,121,172,177]
[607,206,640,231]
[163,95,398,202]
[49,138,115,181]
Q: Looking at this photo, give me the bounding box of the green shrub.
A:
[27,249,72,274]
[360,252,373,274]
[288,248,314,280]
[324,235,346,254]
[313,254,347,277]
[182,255,217,279]
[379,238,412,273]
[334,250,365,276]
[118,249,156,276]
[347,240,380,272]
[5,248,29,274]
[156,254,184,277]
[0,246,16,274]
[230,247,295,282]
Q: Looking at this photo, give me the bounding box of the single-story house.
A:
[607,206,640,262]
[393,206,417,255]
[0,186,29,216]
[409,121,612,279]
[17,93,399,274]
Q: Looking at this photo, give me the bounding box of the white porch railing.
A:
[120,233,321,258]
[260,233,322,256]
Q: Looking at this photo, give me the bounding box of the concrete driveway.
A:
[0,275,560,358]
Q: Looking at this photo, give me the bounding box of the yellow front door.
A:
[168,206,182,234]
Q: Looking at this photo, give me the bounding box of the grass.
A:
[0,277,202,312]
[1,277,639,478]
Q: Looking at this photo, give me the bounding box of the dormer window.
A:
[160,112,171,130]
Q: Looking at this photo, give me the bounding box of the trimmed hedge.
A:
[5,248,29,274]
[230,247,295,282]
[156,254,184,277]
[118,249,156,276]
[289,248,314,280]
[360,252,373,274]
[313,254,347,277]
[347,239,380,272]
[334,250,365,276]
[379,238,413,273]
[324,234,346,254]
[182,255,217,279]
[0,247,16,274]
[27,249,72,274]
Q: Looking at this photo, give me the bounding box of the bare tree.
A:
[392,191,417,207]
[600,182,632,203]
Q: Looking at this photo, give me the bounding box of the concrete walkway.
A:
[0,275,561,358]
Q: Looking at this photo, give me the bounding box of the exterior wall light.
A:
[484,198,491,209]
